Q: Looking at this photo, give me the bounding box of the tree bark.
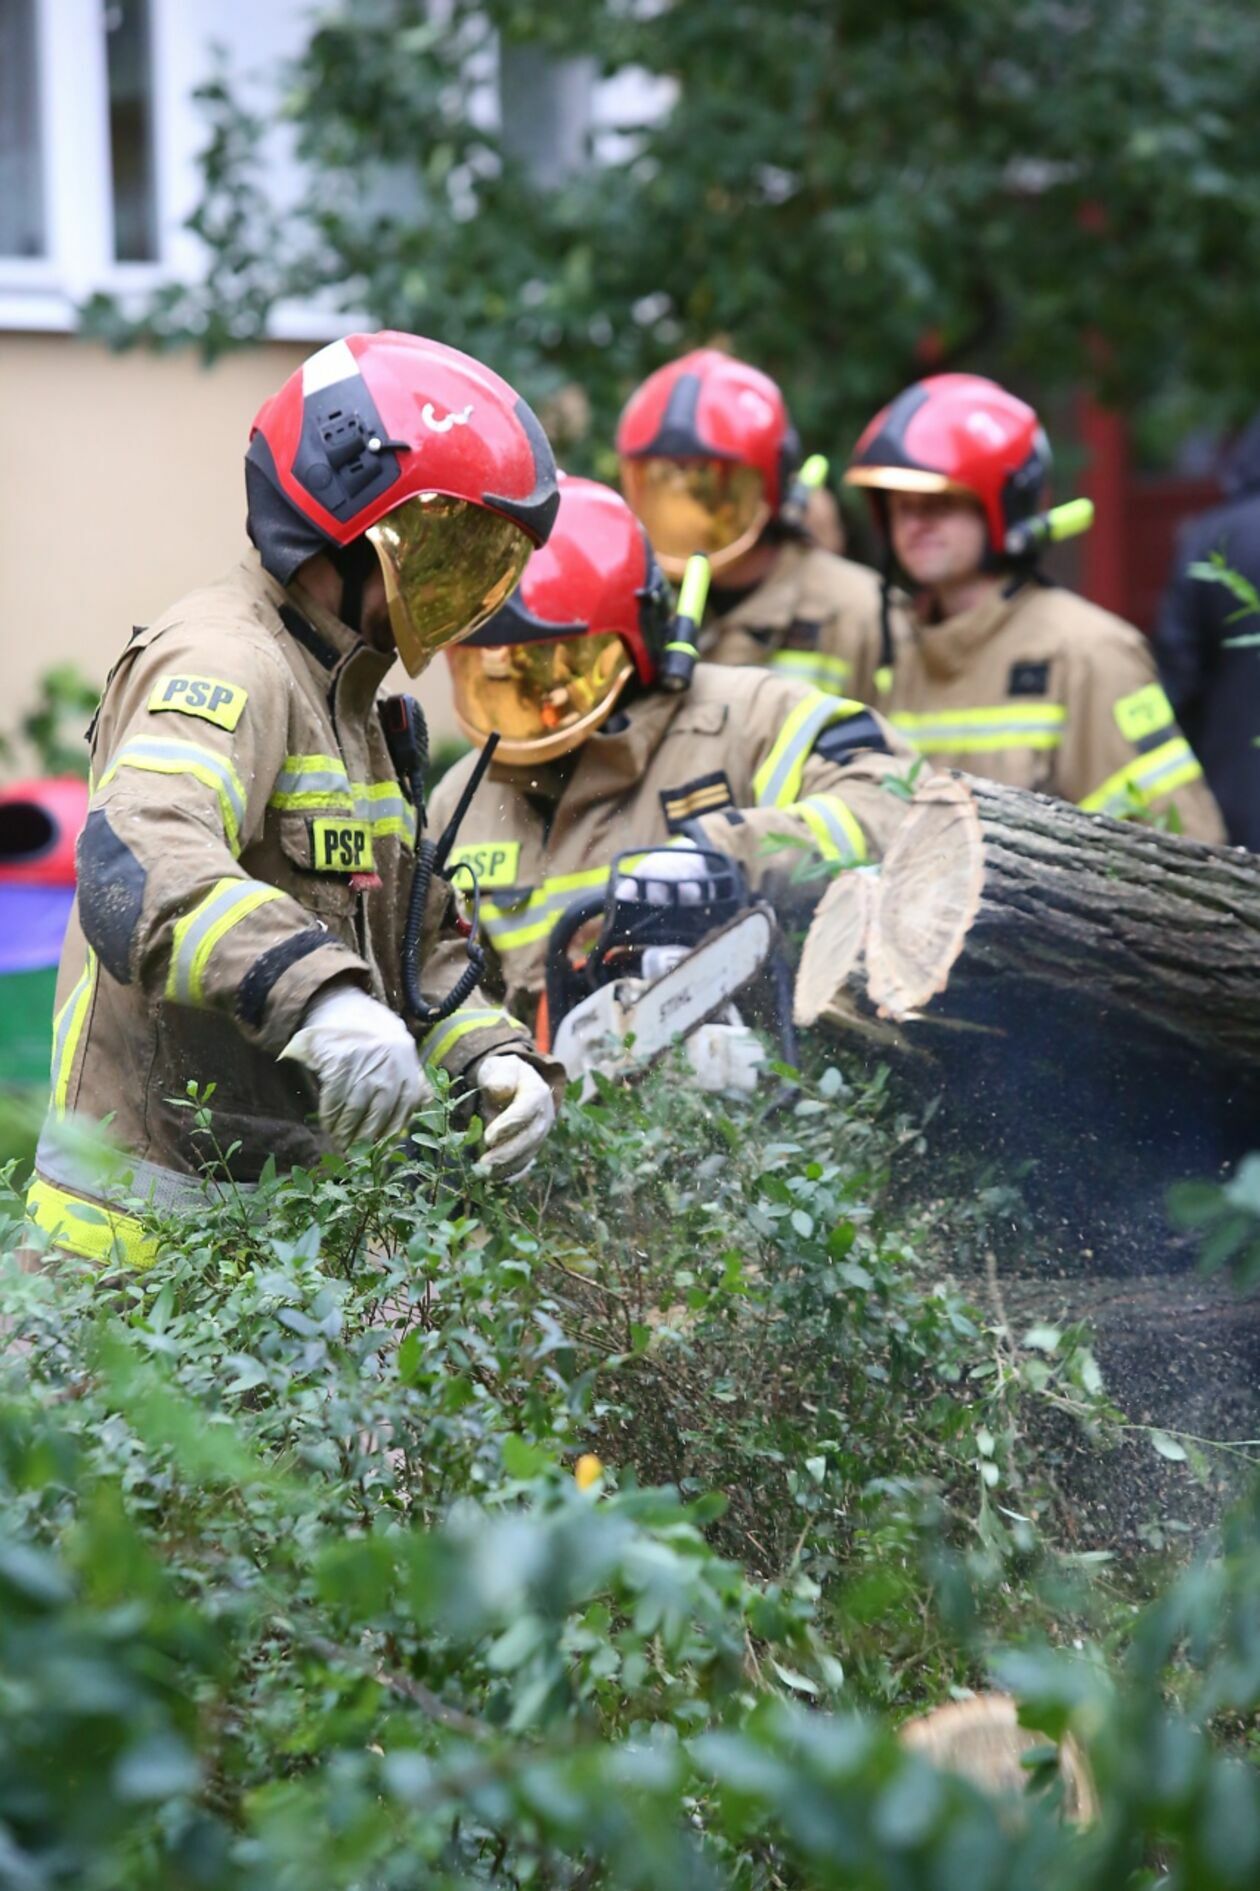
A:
[799,773,1260,1066]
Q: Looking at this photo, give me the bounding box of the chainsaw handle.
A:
[544,890,609,1039]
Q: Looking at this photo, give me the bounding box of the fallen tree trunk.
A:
[797,775,1260,1251]
[800,773,1260,1065]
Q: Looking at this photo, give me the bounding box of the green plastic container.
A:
[0,966,57,1086]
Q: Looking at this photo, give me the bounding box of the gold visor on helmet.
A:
[619,458,768,578]
[367,493,535,676]
[447,633,635,765]
[843,466,971,496]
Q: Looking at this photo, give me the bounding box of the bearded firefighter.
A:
[844,372,1225,840]
[28,331,563,1270]
[426,474,915,1045]
[616,349,886,702]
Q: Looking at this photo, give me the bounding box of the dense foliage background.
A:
[7,1054,1260,1887]
[90,0,1260,469]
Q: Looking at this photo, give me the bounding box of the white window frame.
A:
[0,0,344,340]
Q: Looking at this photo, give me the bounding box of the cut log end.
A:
[898,1692,1097,1824]
[794,866,874,1027]
[866,775,985,1019]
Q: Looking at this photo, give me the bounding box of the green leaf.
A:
[770,1660,819,1696]
[502,1433,550,1479]
[113,1734,200,1803]
[1150,1430,1188,1462]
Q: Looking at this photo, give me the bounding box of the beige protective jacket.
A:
[29,554,544,1264]
[880,582,1226,841]
[702,542,886,704]
[427,663,914,1023]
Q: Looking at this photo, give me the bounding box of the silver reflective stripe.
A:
[481,869,611,950]
[754,693,850,808]
[35,1128,256,1213]
[167,877,282,1006]
[269,768,414,835]
[271,764,353,803]
[105,738,248,838]
[1133,740,1198,796]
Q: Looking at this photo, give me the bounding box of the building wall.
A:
[0,331,459,774]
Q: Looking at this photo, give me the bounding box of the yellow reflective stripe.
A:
[270,752,353,813]
[25,1178,158,1271]
[1079,736,1204,815]
[417,1007,523,1069]
[482,866,611,952]
[50,950,96,1115]
[894,730,1064,755]
[166,877,286,1006]
[753,690,866,808]
[100,738,248,853]
[890,706,1066,754]
[891,706,1069,729]
[874,665,893,696]
[790,794,868,864]
[269,760,416,839]
[269,790,352,812]
[768,649,852,688]
[356,781,417,843]
[369,813,417,843]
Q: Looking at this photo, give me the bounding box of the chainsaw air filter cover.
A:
[593,845,748,964]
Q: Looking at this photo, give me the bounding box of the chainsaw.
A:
[545,843,797,1093]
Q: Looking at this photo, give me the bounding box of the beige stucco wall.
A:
[0,332,459,776]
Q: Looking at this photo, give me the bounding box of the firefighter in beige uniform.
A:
[28,333,563,1269]
[429,477,914,1032]
[616,348,885,703]
[845,372,1225,840]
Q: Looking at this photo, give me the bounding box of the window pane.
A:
[105,0,157,262]
[0,0,45,257]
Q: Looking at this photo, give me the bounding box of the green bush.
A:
[3,1059,1259,1886]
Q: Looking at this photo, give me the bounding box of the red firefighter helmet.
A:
[615,348,800,578]
[447,474,673,764]
[245,331,560,674]
[845,373,1050,555]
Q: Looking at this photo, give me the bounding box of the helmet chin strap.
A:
[332,537,381,633]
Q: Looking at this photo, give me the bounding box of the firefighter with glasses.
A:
[616,349,886,703]
[844,372,1225,839]
[29,331,563,1270]
[428,474,915,1047]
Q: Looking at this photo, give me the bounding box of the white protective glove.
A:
[615,846,710,907]
[475,1053,555,1179]
[279,982,431,1152]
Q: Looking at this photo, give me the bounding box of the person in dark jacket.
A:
[1155,415,1260,849]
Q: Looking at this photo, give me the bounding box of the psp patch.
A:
[660,771,735,832]
[1007,661,1050,697]
[1114,681,1174,746]
[148,674,248,731]
[445,840,522,889]
[310,817,374,874]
